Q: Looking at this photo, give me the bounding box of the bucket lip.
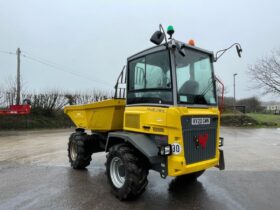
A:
[64,99,126,112]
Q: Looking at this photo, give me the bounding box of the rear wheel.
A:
[106,144,148,200]
[68,132,92,169]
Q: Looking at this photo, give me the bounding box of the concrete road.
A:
[0,128,280,210]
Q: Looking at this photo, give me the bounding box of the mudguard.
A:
[105,131,163,165]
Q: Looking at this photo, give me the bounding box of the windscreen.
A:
[175,49,217,105]
[127,50,172,105]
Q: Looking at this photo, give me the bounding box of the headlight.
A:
[159,145,172,156]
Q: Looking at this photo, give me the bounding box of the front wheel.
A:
[179,170,205,181]
[106,144,148,200]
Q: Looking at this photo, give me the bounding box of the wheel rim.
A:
[110,157,126,188]
[70,141,78,161]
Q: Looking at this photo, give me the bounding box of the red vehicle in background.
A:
[0,99,31,115]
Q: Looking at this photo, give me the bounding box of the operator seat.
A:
[179,80,199,95]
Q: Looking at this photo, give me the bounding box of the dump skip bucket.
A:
[64,99,126,132]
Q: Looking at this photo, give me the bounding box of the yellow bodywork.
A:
[64,99,125,132]
[124,106,221,177]
[65,99,221,177]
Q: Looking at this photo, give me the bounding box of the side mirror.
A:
[150,31,164,45]
[215,43,243,62]
[236,45,242,57]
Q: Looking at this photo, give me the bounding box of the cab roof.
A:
[127,40,214,61]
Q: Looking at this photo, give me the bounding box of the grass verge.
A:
[247,113,280,127]
[221,113,279,127]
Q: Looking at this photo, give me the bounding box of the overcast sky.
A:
[0,0,280,101]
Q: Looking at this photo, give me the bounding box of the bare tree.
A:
[237,97,263,112]
[0,76,27,106]
[4,76,17,106]
[248,49,280,95]
[68,89,113,105]
[223,97,235,107]
[30,90,69,115]
[216,84,229,97]
[0,86,5,106]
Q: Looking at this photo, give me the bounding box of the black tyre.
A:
[68,132,92,169]
[106,144,149,200]
[179,170,205,181]
[192,170,205,178]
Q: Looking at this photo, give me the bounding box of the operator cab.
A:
[126,41,217,107]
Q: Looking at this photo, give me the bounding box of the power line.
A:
[0,50,16,55]
[21,50,71,69]
[21,52,112,87]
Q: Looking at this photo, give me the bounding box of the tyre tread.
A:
[68,132,92,169]
[106,144,149,200]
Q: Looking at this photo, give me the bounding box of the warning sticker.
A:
[171,143,182,155]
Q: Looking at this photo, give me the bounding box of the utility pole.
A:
[233,73,238,110]
[16,48,21,105]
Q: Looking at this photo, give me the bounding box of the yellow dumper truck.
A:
[64,25,242,200]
